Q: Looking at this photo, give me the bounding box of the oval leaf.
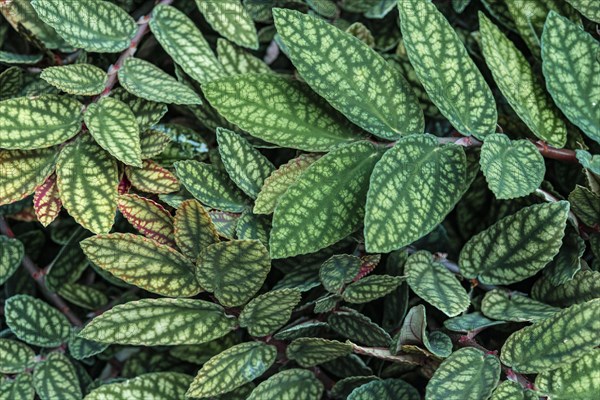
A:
[535,349,600,400]
[0,339,35,374]
[349,379,420,400]
[33,352,81,400]
[481,289,558,322]
[248,369,324,400]
[174,199,220,261]
[118,194,175,246]
[0,148,57,206]
[239,288,301,337]
[286,338,352,367]
[40,64,108,96]
[0,236,24,286]
[195,0,258,49]
[84,372,192,399]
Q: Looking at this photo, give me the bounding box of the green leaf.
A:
[542,12,600,143]
[398,0,497,139]
[58,283,108,310]
[85,97,142,167]
[0,67,24,100]
[126,159,180,194]
[342,275,404,304]
[217,39,271,75]
[0,51,43,65]
[270,141,382,258]
[33,173,61,227]
[0,148,57,206]
[235,210,270,248]
[500,299,600,373]
[391,305,452,358]
[174,160,250,212]
[479,133,545,199]
[195,0,259,49]
[426,347,500,400]
[273,9,423,139]
[0,236,24,286]
[543,230,585,285]
[535,349,600,400]
[174,199,220,261]
[239,288,302,336]
[68,329,108,360]
[118,194,175,246]
[5,294,71,347]
[111,88,168,130]
[149,4,225,85]
[532,269,600,307]
[203,73,365,152]
[186,342,277,398]
[566,0,600,23]
[40,64,108,96]
[286,338,352,367]
[0,339,35,374]
[329,310,392,347]
[33,352,81,400]
[118,57,202,105]
[197,240,271,307]
[31,0,137,52]
[366,134,466,252]
[0,95,82,150]
[568,185,600,227]
[444,312,505,333]
[247,369,324,400]
[319,254,362,294]
[79,298,236,345]
[490,380,535,400]
[405,251,470,317]
[81,233,200,297]
[254,154,320,214]
[481,289,558,322]
[84,372,192,400]
[459,202,569,284]
[0,373,34,400]
[576,150,600,175]
[57,135,118,234]
[217,128,275,198]
[209,210,239,239]
[348,379,420,400]
[140,128,171,159]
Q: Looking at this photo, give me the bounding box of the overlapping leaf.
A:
[247,369,323,400]
[342,275,404,304]
[391,305,452,358]
[348,379,420,400]
[481,289,558,322]
[319,254,362,294]
[58,283,108,310]
[118,194,175,246]
[274,9,423,139]
[543,230,584,286]
[286,338,352,367]
[329,310,392,347]
[81,233,200,297]
[239,289,301,336]
[68,330,108,360]
[398,0,496,139]
[535,349,600,400]
[217,39,270,75]
[33,352,81,400]
[0,236,24,286]
[40,64,108,96]
[125,160,180,194]
[1,0,67,49]
[566,0,600,22]
[33,174,62,227]
[174,199,220,261]
[576,150,600,175]
[195,0,259,49]
[235,210,270,248]
[203,73,365,151]
[568,185,600,227]
[79,298,236,345]
[0,148,57,206]
[84,372,192,399]
[490,380,536,400]
[0,339,35,374]
[111,88,168,130]
[0,67,23,100]
[532,270,600,307]
[0,373,34,400]
[459,202,569,284]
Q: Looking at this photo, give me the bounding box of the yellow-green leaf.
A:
[33,352,81,400]
[174,199,220,261]
[0,373,34,400]
[481,289,558,322]
[535,349,600,400]
[40,64,108,96]
[125,159,180,194]
[0,148,57,206]
[33,173,62,227]
[239,288,301,336]
[348,379,420,400]
[117,194,175,246]
[0,339,35,374]
[195,0,258,49]
[566,0,600,22]
[342,275,404,304]
[217,39,270,75]
[287,338,352,367]
[84,372,192,399]
[248,369,324,400]
[532,269,600,307]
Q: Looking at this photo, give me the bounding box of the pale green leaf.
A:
[84,372,192,400]
[319,254,362,294]
[195,0,258,49]
[270,141,382,258]
[342,275,404,304]
[0,373,34,400]
[248,369,324,400]
[0,148,57,206]
[532,269,600,307]
[348,379,420,400]
[235,210,270,248]
[0,51,42,65]
[31,0,137,52]
[481,289,558,322]
[490,380,535,400]
[328,310,392,347]
[576,149,600,175]
[40,64,108,96]
[79,298,236,345]
[217,39,270,75]
[566,0,600,22]
[500,299,600,373]
[118,57,202,105]
[33,352,81,400]
[117,194,175,246]
[0,236,24,286]
[286,338,352,367]
[203,73,365,152]
[535,349,600,400]
[274,9,423,139]
[68,329,108,360]
[239,289,301,336]
[111,88,168,130]
[125,159,180,194]
[140,128,171,159]
[174,199,220,261]
[398,0,497,139]
[0,339,35,374]
[459,202,569,284]
[81,233,200,297]
[542,11,600,143]
[0,95,82,150]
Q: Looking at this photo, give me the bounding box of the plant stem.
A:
[0,217,83,327]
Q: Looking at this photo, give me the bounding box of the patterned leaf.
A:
[270,142,382,258]
[4,295,71,347]
[217,128,274,198]
[426,347,500,400]
[0,67,24,100]
[111,88,168,130]
[174,199,220,261]
[85,97,142,167]
[287,338,352,367]
[31,0,137,52]
[33,174,61,227]
[481,289,558,322]
[140,128,171,159]
[40,64,108,96]
[0,236,24,286]
[197,240,271,307]
[501,299,600,373]
[459,202,569,284]
[348,379,420,400]
[479,14,566,147]
[57,135,118,234]
[405,251,470,317]
[81,233,200,297]
[391,305,452,358]
[68,329,108,360]
[175,160,250,212]
[319,254,362,294]
[186,342,277,398]
[254,154,319,214]
[118,194,175,246]
[58,283,108,310]
[274,9,423,139]
[239,288,301,336]
[329,310,392,347]
[444,312,505,333]
[566,0,600,22]
[203,73,365,152]
[365,135,467,253]
[79,298,236,345]
[576,149,600,176]
[398,0,497,139]
[479,133,546,199]
[195,0,258,49]
[0,95,82,150]
[532,270,600,307]
[0,148,57,206]
[84,372,192,399]
[543,230,584,286]
[490,380,536,400]
[149,4,225,85]
[0,51,43,65]
[247,369,323,400]
[209,210,239,239]
[542,12,600,143]
[274,321,329,341]
[535,349,600,400]
[342,275,404,304]
[0,373,34,400]
[217,39,270,75]
[568,185,600,227]
[0,339,35,374]
[235,210,270,248]
[118,58,202,105]
[33,352,81,400]
[125,160,180,194]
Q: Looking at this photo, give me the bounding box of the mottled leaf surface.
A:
[217,39,270,75]
[342,275,404,304]
[195,0,259,49]
[566,0,600,22]
[126,159,180,194]
[33,174,62,227]
[481,289,558,322]
[0,373,34,400]
[348,379,420,400]
[532,270,600,307]
[239,289,301,336]
[40,64,108,96]
[33,352,81,400]
[0,148,57,206]
[0,339,35,374]
[535,349,600,400]
[118,194,175,246]
[84,372,192,400]
[248,369,323,400]
[319,254,362,294]
[0,236,24,286]
[174,199,220,261]
[286,338,352,367]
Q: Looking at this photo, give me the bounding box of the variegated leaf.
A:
[0,148,56,206]
[195,0,259,49]
[248,369,324,400]
[217,39,270,75]
[125,159,180,194]
[118,194,175,246]
[33,174,61,227]
[319,254,362,294]
[0,373,34,400]
[0,339,35,374]
[84,372,192,399]
[174,199,220,261]
[33,352,80,400]
[286,338,352,367]
[239,288,301,336]
[532,269,600,307]
[535,349,600,400]
[40,64,108,96]
[342,275,404,304]
[348,379,420,400]
[481,289,558,322]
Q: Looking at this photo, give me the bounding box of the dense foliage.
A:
[0,0,599,399]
